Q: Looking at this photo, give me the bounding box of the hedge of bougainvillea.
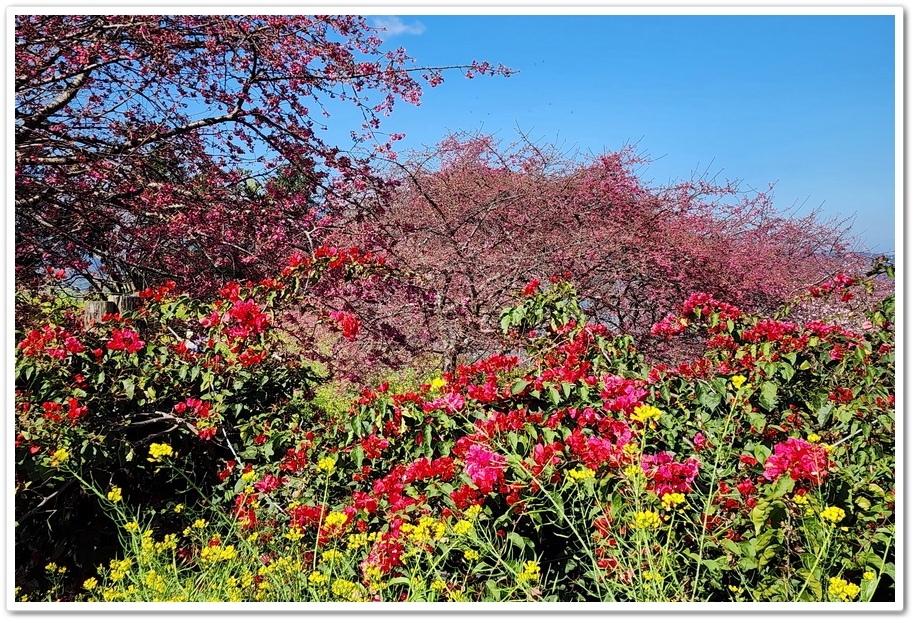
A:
[14,256,894,603]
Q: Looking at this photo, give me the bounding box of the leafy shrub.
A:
[15,261,894,602]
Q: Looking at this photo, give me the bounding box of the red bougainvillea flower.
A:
[763,437,830,484]
[106,328,145,353]
[329,310,361,340]
[360,434,389,460]
[640,451,701,496]
[521,278,540,297]
[66,396,87,421]
[463,444,507,495]
[254,474,284,494]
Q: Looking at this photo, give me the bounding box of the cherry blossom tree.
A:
[15,14,510,294]
[334,132,863,368]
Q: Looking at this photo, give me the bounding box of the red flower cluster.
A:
[360,434,390,460]
[138,280,177,301]
[600,375,648,415]
[566,422,635,471]
[521,278,540,297]
[201,298,271,341]
[175,397,218,439]
[640,451,701,496]
[41,397,88,423]
[329,310,361,341]
[808,273,857,298]
[106,328,145,353]
[763,437,830,485]
[462,444,507,495]
[741,319,798,343]
[18,326,86,358]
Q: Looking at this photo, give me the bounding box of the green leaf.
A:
[750,499,771,534]
[758,381,779,411]
[500,314,512,333]
[796,569,823,601]
[699,388,721,411]
[549,386,561,405]
[511,379,529,395]
[122,378,135,400]
[757,544,778,571]
[720,538,743,556]
[507,531,530,552]
[772,474,795,499]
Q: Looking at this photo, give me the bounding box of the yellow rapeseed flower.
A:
[452,519,473,536]
[241,470,257,482]
[82,577,99,591]
[317,456,337,474]
[567,467,596,482]
[323,511,349,529]
[631,404,662,423]
[147,443,173,462]
[731,375,747,389]
[463,549,479,562]
[322,549,344,564]
[429,377,448,390]
[807,433,821,443]
[820,506,846,524]
[431,578,448,591]
[123,521,140,533]
[863,571,876,581]
[465,504,482,521]
[331,578,361,600]
[828,576,861,602]
[50,448,69,467]
[632,510,662,530]
[518,560,540,584]
[347,532,369,550]
[661,492,686,509]
[309,571,328,586]
[107,487,122,503]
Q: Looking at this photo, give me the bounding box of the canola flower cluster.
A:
[828,576,861,602]
[820,506,846,524]
[632,510,662,531]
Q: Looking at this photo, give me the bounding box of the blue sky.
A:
[323,13,896,254]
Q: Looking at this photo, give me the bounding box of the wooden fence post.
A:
[84,294,141,326]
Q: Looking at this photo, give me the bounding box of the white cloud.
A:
[371,16,426,37]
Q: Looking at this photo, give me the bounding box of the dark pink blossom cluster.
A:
[741,319,799,343]
[808,273,857,298]
[599,375,648,415]
[106,328,145,354]
[18,325,86,359]
[201,298,271,341]
[565,422,635,471]
[461,444,508,495]
[763,437,830,484]
[640,451,701,497]
[329,310,361,341]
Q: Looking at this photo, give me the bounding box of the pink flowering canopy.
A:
[14,15,510,294]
